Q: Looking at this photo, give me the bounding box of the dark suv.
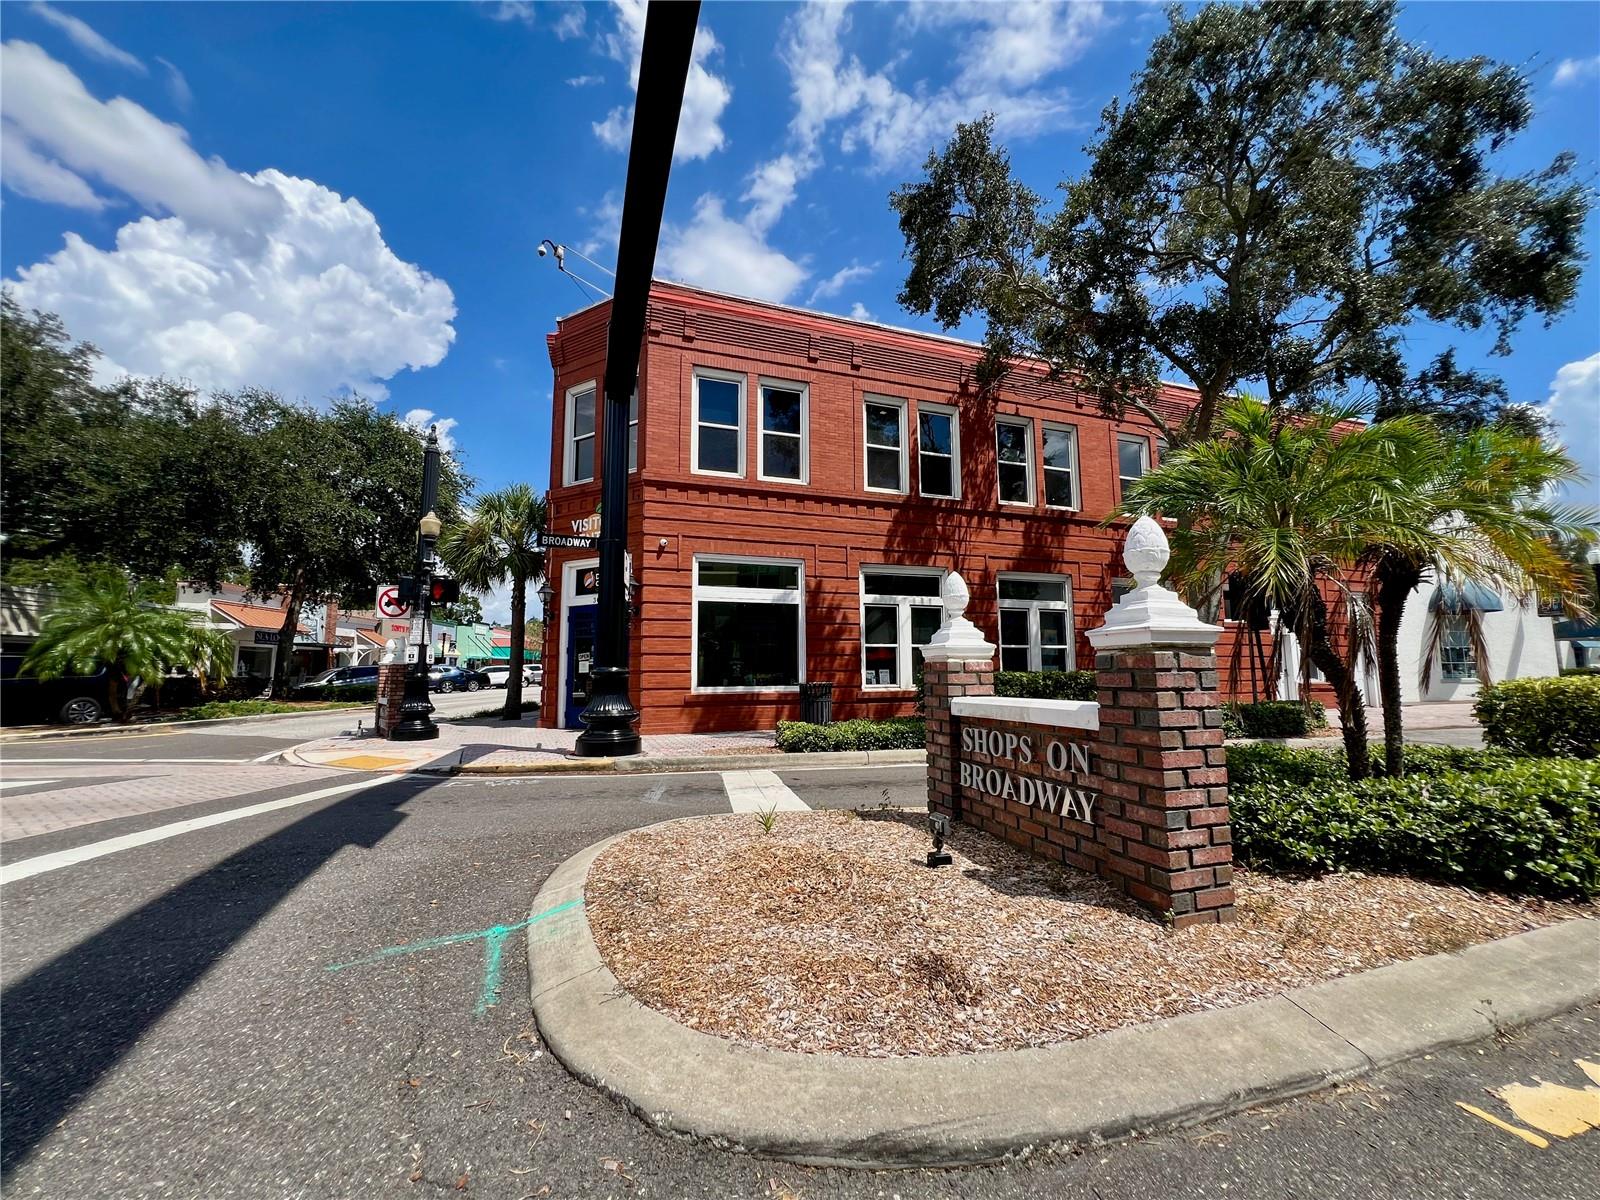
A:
[0,653,111,725]
[427,664,490,693]
[297,665,380,691]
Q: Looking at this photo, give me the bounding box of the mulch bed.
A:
[585,810,1590,1058]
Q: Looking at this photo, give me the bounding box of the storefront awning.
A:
[1575,639,1600,652]
[1433,581,1504,614]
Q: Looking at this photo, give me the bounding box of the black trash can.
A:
[798,681,833,725]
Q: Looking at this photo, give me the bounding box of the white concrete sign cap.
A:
[1087,517,1221,651]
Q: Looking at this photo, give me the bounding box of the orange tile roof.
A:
[212,600,308,634]
[354,628,387,647]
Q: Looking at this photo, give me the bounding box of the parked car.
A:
[0,653,111,725]
[524,662,543,686]
[296,665,380,691]
[483,664,513,688]
[428,664,490,693]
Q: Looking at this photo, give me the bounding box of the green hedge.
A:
[993,670,1097,701]
[1220,699,1328,739]
[1230,754,1600,899]
[776,717,925,753]
[1475,675,1600,759]
[1225,741,1515,787]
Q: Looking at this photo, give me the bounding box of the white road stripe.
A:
[0,776,392,886]
[251,750,283,763]
[721,769,810,813]
[0,779,60,791]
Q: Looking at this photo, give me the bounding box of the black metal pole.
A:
[392,426,441,741]
[575,1,698,757]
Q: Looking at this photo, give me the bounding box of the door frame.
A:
[556,557,599,731]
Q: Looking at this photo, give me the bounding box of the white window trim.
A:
[691,367,746,478]
[863,395,909,495]
[562,380,597,486]
[756,377,810,485]
[916,401,961,499]
[627,388,639,474]
[1041,421,1081,511]
[1117,433,1151,492]
[859,565,947,691]
[996,415,1035,507]
[691,554,806,694]
[997,572,1075,672]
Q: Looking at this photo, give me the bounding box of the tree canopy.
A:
[892,0,1587,441]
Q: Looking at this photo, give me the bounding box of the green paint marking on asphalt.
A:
[325,898,583,1017]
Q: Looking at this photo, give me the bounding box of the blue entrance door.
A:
[564,606,597,729]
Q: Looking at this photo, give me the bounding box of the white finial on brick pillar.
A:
[1087,519,1221,651]
[922,571,996,663]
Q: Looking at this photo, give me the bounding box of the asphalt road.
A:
[0,725,1591,1198]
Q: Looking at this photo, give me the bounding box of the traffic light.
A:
[427,577,460,606]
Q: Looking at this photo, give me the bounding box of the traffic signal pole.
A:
[392,426,442,741]
[574,1,699,758]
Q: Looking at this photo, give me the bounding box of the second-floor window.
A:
[564,382,596,485]
[1042,422,1079,509]
[758,380,807,483]
[693,369,744,476]
[864,397,907,493]
[918,403,959,498]
[1118,435,1150,492]
[996,417,1034,505]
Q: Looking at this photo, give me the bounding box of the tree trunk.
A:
[270,583,303,700]
[503,575,526,721]
[1287,586,1371,781]
[1373,555,1422,777]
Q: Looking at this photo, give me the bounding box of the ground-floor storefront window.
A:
[693,558,803,690]
[861,568,944,688]
[997,574,1073,672]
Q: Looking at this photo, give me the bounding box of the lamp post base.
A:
[390,670,439,741]
[575,667,640,757]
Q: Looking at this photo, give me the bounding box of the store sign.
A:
[536,506,603,550]
[957,728,1100,823]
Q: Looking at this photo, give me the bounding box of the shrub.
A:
[1226,741,1516,787]
[175,699,342,720]
[776,717,925,753]
[1230,755,1600,899]
[1476,675,1600,759]
[993,670,1097,701]
[1220,699,1327,739]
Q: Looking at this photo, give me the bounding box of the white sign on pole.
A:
[376,584,411,618]
[409,616,426,644]
[405,645,420,664]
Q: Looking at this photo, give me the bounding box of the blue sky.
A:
[3,1,1598,615]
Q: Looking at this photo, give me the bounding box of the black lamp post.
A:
[392,427,442,741]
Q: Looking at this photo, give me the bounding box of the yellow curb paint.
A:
[1492,1079,1600,1140]
[1576,1058,1600,1087]
[1454,1102,1550,1149]
[324,754,413,770]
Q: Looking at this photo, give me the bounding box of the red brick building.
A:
[539,281,1270,734]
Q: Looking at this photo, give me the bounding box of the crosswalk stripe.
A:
[720,769,810,813]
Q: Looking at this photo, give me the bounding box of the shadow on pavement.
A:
[0,776,432,1177]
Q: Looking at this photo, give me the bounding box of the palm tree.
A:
[23,569,235,721]
[1120,396,1438,780]
[1365,428,1593,774]
[438,485,546,721]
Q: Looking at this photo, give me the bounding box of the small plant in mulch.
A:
[755,806,780,834]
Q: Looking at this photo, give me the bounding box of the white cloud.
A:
[5,41,456,403]
[657,195,808,303]
[1543,353,1600,507]
[29,2,145,73]
[155,56,192,110]
[403,408,460,453]
[0,121,108,210]
[806,261,875,305]
[742,153,805,234]
[552,5,586,41]
[592,0,732,162]
[479,577,513,625]
[907,1,1107,90]
[566,73,604,88]
[486,1,584,40]
[848,301,874,321]
[1553,55,1600,87]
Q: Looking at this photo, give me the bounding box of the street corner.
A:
[283,736,458,774]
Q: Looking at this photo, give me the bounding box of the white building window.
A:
[996,416,1034,505]
[693,557,803,690]
[864,397,908,493]
[1440,616,1478,680]
[997,574,1073,672]
[1118,434,1150,492]
[1042,422,1079,510]
[693,369,745,477]
[628,389,639,473]
[563,382,597,485]
[917,403,959,498]
[758,379,808,483]
[861,567,945,688]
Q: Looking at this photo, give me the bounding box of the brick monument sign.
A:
[923,517,1234,926]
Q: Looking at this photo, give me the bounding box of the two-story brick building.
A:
[539,280,1273,735]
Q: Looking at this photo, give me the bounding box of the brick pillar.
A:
[374,659,408,737]
[921,572,997,822]
[1088,517,1233,926]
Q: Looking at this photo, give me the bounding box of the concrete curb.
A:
[283,746,927,777]
[526,827,1600,1168]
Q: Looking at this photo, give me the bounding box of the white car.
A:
[483,665,513,688]
[523,663,543,687]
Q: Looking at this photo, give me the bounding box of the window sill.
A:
[690,686,802,696]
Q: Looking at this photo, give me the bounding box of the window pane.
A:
[864,604,898,643]
[696,601,798,687]
[698,560,799,589]
[628,423,638,472]
[1000,645,1030,671]
[920,454,953,497]
[919,410,952,456]
[867,446,902,490]
[697,425,738,473]
[699,377,741,427]
[1118,436,1148,481]
[1040,646,1068,672]
[910,606,942,646]
[763,433,802,480]
[999,578,1066,602]
[574,437,594,481]
[573,389,595,437]
[865,403,901,448]
[763,388,802,435]
[1044,468,1074,508]
[999,461,1029,504]
[864,644,898,686]
[996,421,1029,463]
[1043,425,1074,468]
[1000,609,1029,645]
[863,571,942,597]
[1039,611,1068,645]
